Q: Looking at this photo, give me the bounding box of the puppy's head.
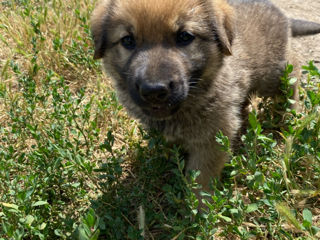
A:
[91,0,234,119]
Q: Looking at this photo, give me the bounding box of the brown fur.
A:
[91,0,319,190]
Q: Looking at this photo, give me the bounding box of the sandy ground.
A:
[272,0,320,65]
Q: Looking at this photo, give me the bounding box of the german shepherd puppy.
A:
[91,0,320,190]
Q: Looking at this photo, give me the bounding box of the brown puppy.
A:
[91,0,320,190]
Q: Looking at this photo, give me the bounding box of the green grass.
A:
[1,1,320,239]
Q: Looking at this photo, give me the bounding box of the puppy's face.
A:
[91,0,234,119]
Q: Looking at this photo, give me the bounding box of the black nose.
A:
[138,82,169,102]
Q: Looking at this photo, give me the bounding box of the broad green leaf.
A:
[1,202,19,210]
[218,215,232,222]
[288,77,297,85]
[230,209,239,214]
[25,215,35,226]
[302,209,312,224]
[39,223,47,230]
[246,203,258,213]
[32,201,48,207]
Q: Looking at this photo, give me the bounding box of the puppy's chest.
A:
[150,101,219,144]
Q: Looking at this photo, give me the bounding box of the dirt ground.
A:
[272,0,320,66]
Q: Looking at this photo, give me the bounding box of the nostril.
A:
[169,81,174,90]
[140,83,169,102]
[156,90,168,100]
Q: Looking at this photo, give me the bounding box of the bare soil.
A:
[272,0,320,65]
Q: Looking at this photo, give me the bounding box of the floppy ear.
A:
[212,0,235,55]
[91,0,110,59]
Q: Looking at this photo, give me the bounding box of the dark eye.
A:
[176,31,195,46]
[121,35,136,50]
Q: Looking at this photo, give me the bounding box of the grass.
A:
[0,0,320,239]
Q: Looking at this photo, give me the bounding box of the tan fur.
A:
[211,0,235,55]
[91,0,318,191]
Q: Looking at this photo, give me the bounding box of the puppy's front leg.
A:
[185,141,228,191]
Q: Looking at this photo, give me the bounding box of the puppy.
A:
[91,0,320,190]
